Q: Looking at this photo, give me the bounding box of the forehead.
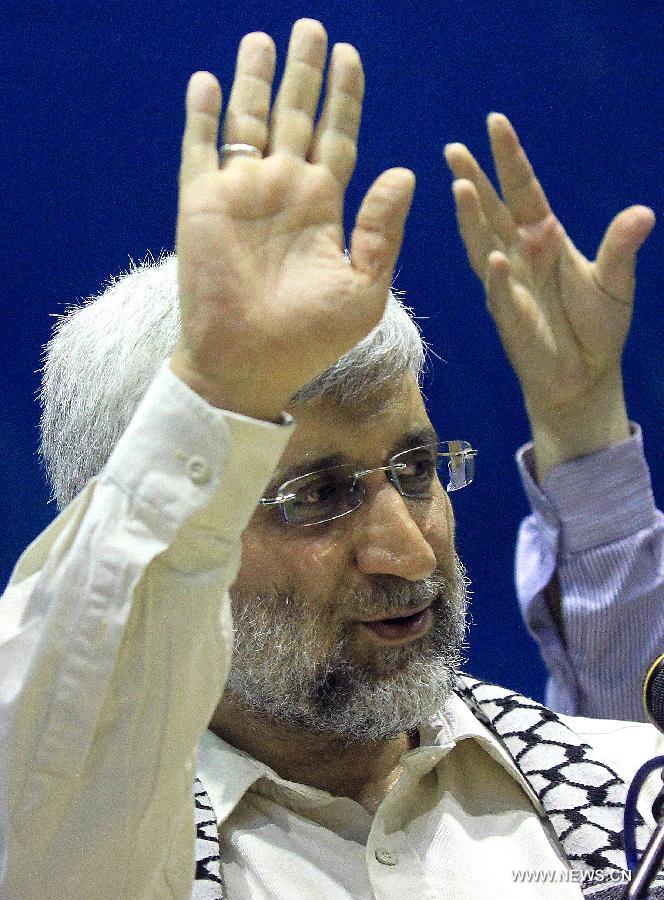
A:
[277,374,434,479]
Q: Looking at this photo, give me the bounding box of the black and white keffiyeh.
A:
[191,676,664,899]
[193,779,225,898]
[456,675,663,899]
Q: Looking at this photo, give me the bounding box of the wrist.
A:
[527,370,630,481]
[169,352,288,423]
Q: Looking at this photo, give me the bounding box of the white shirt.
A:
[198,700,662,900]
[0,364,661,899]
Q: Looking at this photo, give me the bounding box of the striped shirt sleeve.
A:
[515,425,663,721]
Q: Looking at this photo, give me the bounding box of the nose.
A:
[352,478,438,581]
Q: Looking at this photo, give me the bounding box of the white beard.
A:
[226,558,470,742]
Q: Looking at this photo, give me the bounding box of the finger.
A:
[594,205,656,302]
[309,42,364,188]
[269,18,328,156]
[444,142,516,245]
[485,250,542,354]
[488,112,552,226]
[179,71,222,187]
[450,179,499,280]
[222,32,276,154]
[350,168,416,286]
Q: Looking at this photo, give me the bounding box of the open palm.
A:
[173,20,415,419]
[444,114,655,418]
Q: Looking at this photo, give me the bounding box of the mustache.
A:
[344,568,460,619]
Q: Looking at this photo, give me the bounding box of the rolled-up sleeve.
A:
[0,362,294,898]
[515,426,664,722]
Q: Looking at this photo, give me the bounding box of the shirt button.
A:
[375,847,398,866]
[186,456,211,485]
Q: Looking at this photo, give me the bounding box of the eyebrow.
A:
[271,426,440,489]
[391,426,440,456]
[275,453,347,486]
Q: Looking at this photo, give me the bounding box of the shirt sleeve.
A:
[0,361,295,899]
[515,426,664,722]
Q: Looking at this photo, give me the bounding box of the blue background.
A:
[1,1,662,702]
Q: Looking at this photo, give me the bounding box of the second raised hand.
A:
[444,113,655,477]
[171,19,415,422]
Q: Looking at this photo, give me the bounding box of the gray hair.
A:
[39,252,428,510]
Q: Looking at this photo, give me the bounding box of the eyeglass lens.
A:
[284,469,363,526]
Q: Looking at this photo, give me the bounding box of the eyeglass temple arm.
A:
[353,462,407,478]
[442,448,478,459]
[258,493,296,508]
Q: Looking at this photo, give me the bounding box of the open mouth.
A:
[382,610,423,625]
[358,606,433,644]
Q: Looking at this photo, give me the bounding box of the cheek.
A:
[237,525,347,593]
[298,535,344,579]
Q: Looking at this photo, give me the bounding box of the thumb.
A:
[595,205,655,301]
[350,168,415,287]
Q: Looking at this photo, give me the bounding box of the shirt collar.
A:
[196,692,545,823]
[419,693,545,813]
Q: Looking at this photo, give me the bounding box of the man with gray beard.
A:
[1,18,663,900]
[227,566,467,743]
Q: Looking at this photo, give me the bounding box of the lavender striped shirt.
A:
[516,425,663,721]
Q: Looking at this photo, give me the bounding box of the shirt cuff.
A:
[515,424,658,554]
[103,361,295,544]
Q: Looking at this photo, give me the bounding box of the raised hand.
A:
[171,19,415,422]
[444,114,655,478]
